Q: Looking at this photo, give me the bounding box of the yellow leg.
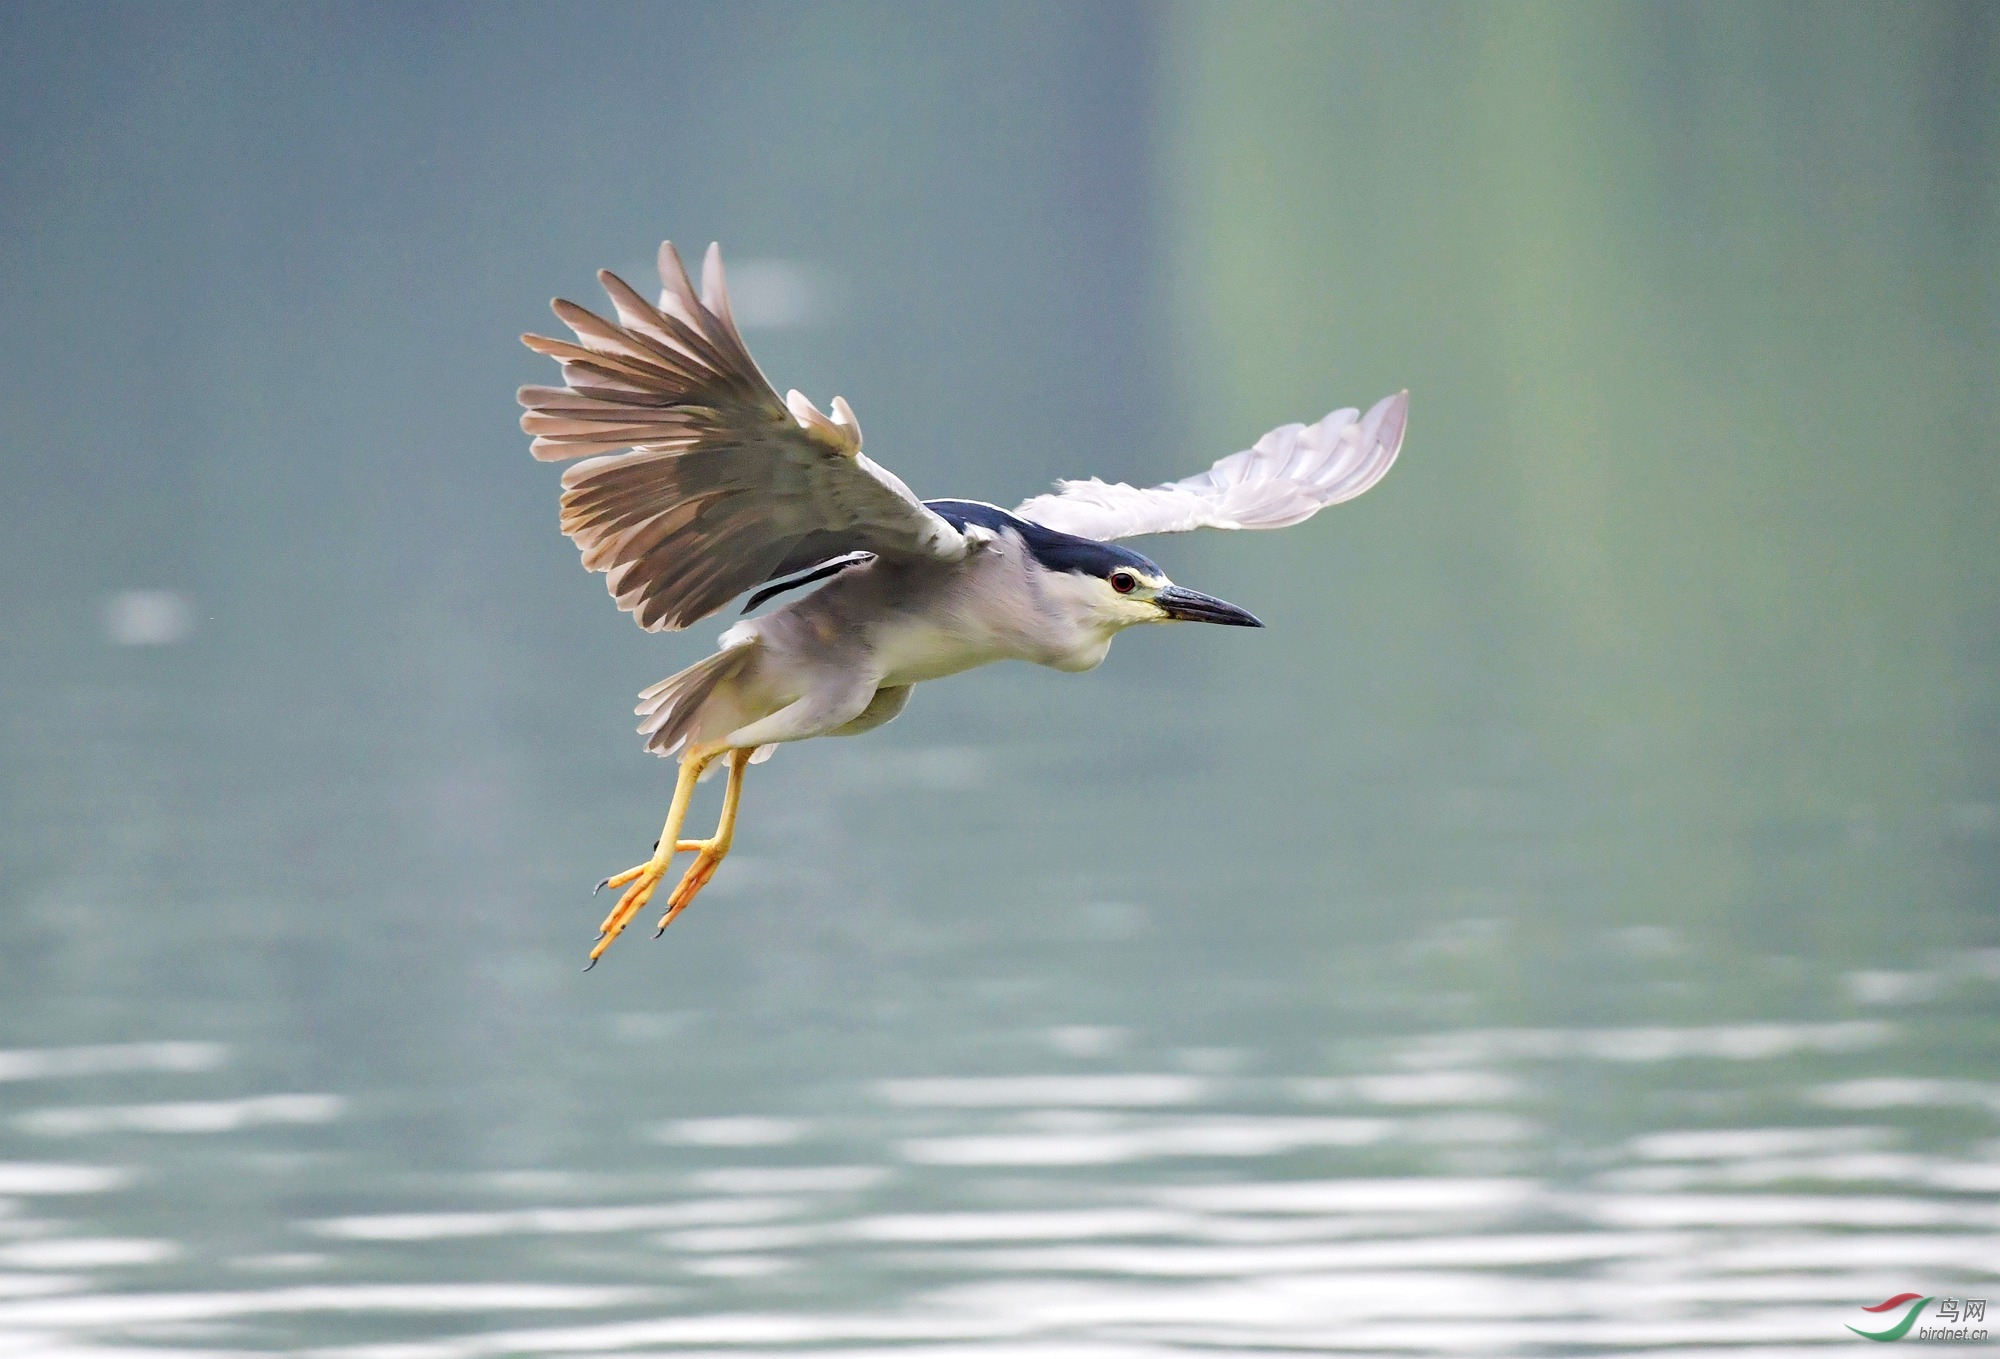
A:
[587,749,714,968]
[653,747,753,936]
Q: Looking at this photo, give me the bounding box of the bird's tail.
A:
[635,641,761,758]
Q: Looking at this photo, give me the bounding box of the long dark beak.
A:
[1154,584,1263,627]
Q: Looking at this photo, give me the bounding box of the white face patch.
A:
[1043,568,1174,632]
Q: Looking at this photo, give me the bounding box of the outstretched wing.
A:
[1014,392,1408,542]
[520,242,966,631]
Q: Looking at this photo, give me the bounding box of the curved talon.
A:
[598,865,648,899]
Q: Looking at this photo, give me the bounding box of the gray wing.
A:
[1014,392,1408,541]
[520,242,966,632]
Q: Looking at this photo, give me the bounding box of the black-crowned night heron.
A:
[522,243,1407,966]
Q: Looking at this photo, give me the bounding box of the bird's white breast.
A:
[869,613,1022,685]
[873,537,1115,681]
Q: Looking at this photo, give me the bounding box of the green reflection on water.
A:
[1162,0,1997,971]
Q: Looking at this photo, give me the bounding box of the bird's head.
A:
[1033,537,1264,634]
[924,502,1265,648]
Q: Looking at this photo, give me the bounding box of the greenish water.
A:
[1,2,1995,1354]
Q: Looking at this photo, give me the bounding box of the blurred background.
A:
[2,1,1996,1353]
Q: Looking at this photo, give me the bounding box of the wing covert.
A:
[520,242,965,631]
[1015,392,1407,542]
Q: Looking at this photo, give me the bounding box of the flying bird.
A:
[521,242,1407,967]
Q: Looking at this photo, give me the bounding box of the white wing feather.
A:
[1015,391,1408,541]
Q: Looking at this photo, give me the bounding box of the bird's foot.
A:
[594,844,705,896]
[588,861,667,967]
[653,848,726,936]
[587,841,725,967]
[585,748,751,970]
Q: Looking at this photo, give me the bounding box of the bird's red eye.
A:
[1110,571,1137,594]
